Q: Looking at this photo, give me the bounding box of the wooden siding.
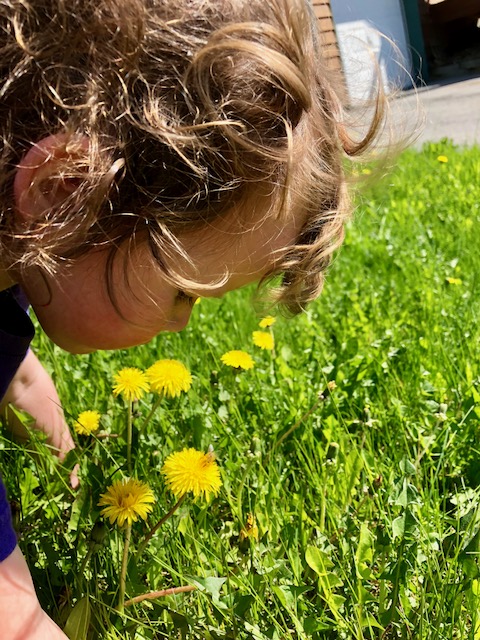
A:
[312,0,343,74]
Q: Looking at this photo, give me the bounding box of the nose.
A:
[170,305,194,332]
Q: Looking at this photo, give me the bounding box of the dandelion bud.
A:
[90,521,108,546]
[326,442,339,461]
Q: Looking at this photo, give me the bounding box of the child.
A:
[0,0,385,637]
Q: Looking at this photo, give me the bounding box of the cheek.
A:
[26,248,194,352]
[32,290,180,352]
[28,266,183,352]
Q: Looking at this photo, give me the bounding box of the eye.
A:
[175,290,196,306]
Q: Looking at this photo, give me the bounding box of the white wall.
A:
[330,0,412,102]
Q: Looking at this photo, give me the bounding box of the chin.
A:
[44,331,97,354]
[59,335,153,354]
[48,326,171,354]
[54,340,96,355]
[67,345,97,355]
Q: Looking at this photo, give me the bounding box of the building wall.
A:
[329,0,413,101]
[312,1,343,74]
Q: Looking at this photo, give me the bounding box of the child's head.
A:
[0,0,384,351]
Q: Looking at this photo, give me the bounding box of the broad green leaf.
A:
[272,584,310,610]
[305,546,333,576]
[399,458,416,475]
[304,616,335,633]
[471,579,480,596]
[177,512,192,536]
[63,596,91,640]
[322,572,344,589]
[330,594,346,610]
[20,468,39,512]
[191,576,227,601]
[392,510,417,540]
[392,514,406,540]
[361,613,385,631]
[356,523,374,578]
[306,547,344,621]
[394,480,420,508]
[68,489,89,532]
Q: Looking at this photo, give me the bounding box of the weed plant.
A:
[2,140,480,639]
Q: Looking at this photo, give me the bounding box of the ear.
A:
[13,133,89,221]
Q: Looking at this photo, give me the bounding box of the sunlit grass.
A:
[2,140,480,639]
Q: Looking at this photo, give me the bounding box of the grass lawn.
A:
[2,140,480,639]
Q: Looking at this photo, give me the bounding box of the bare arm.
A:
[0,349,74,460]
[0,546,69,640]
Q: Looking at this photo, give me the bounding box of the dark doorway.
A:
[418,0,480,79]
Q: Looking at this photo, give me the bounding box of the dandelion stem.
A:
[124,584,196,607]
[117,523,132,614]
[127,402,133,474]
[141,393,164,432]
[136,495,186,558]
[79,545,94,591]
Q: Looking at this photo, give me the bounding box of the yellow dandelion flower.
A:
[361,167,372,175]
[98,478,155,527]
[113,367,150,402]
[239,513,259,542]
[437,155,448,163]
[252,330,274,350]
[146,359,192,398]
[74,410,101,435]
[446,276,462,285]
[161,448,222,500]
[259,316,276,328]
[220,350,254,370]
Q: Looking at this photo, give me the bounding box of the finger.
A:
[70,463,80,490]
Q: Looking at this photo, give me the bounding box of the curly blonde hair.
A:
[0,0,385,313]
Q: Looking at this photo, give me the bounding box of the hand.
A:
[0,350,78,487]
[0,546,69,640]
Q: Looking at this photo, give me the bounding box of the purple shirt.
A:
[0,286,34,561]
